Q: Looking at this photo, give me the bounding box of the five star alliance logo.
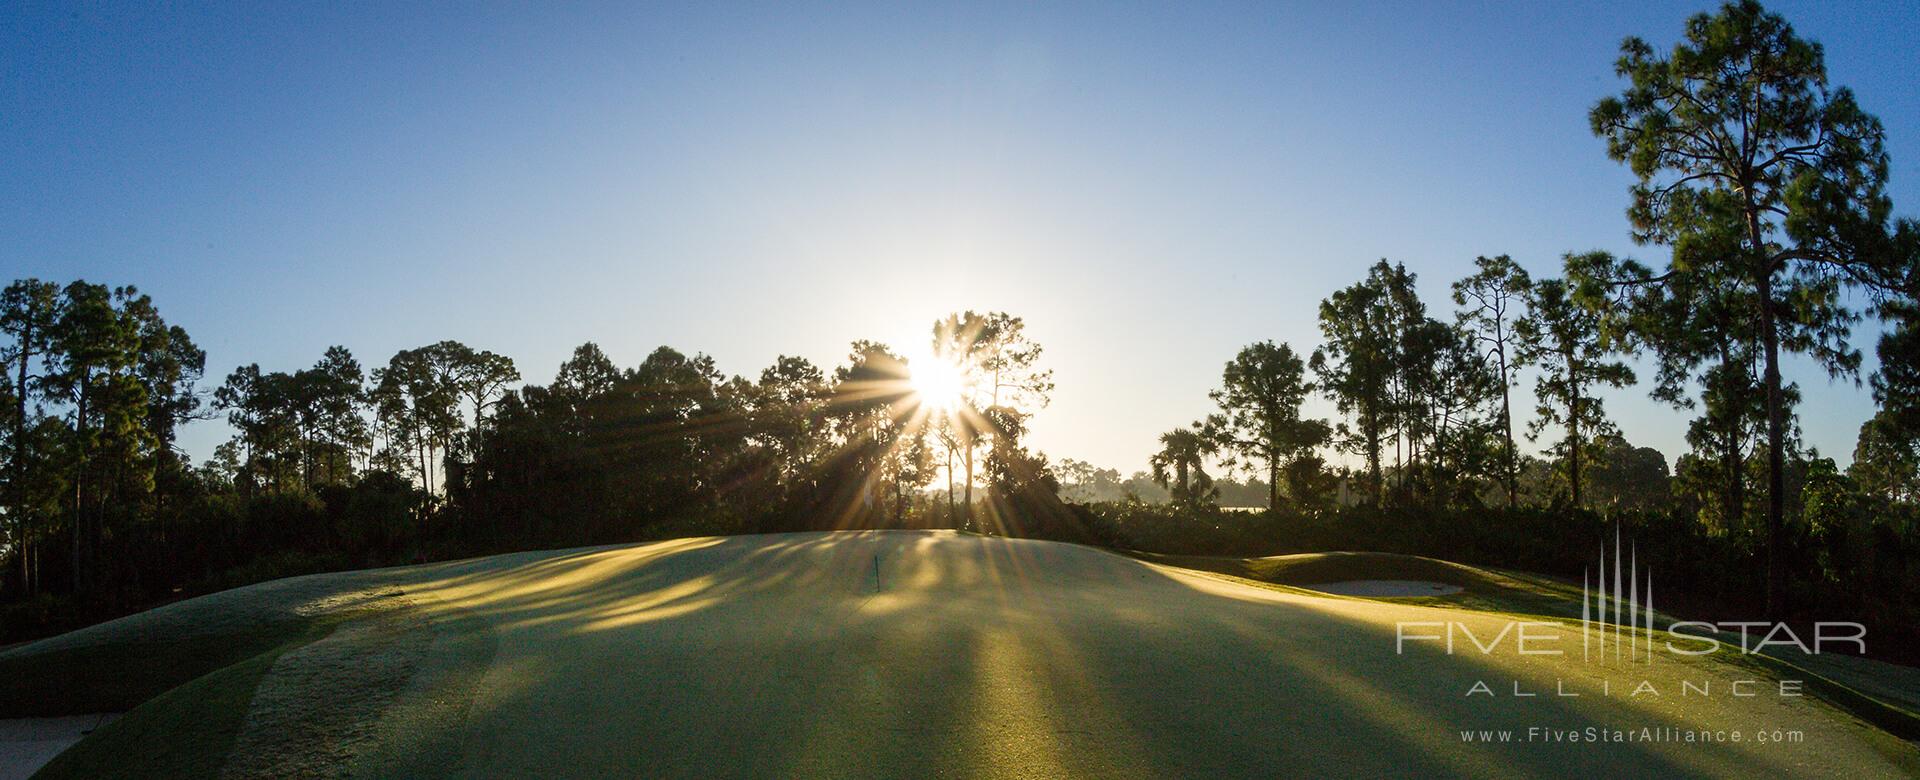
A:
[1582,527,1654,663]
[1394,525,1866,662]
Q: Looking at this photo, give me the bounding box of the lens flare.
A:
[910,357,966,412]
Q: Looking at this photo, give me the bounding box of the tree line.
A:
[0,295,1076,637]
[2,1,1916,645]
[1106,0,1918,633]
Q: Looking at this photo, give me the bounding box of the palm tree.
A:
[1150,427,1216,508]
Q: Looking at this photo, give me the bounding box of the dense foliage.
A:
[1059,497,1920,663]
[0,302,1074,639]
[3,2,1918,657]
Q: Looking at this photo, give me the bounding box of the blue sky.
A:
[5,1,1919,475]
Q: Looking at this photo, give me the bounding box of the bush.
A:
[1050,499,1919,664]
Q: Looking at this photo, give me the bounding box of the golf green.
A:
[17,531,1920,778]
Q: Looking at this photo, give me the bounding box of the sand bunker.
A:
[0,713,119,780]
[1301,580,1463,597]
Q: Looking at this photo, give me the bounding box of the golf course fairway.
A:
[12,530,1919,778]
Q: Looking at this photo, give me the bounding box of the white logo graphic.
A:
[1583,526,1653,663]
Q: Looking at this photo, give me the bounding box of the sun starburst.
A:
[909,355,966,413]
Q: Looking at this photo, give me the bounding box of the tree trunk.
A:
[1268,460,1280,511]
[1567,349,1582,510]
[72,376,89,595]
[1719,343,1746,531]
[300,421,313,489]
[1725,424,1744,530]
[1397,393,1413,495]
[963,443,973,526]
[1498,340,1517,506]
[10,322,33,595]
[1757,270,1787,619]
[1365,411,1383,505]
[470,396,487,475]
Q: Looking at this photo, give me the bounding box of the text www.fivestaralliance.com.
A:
[1459,726,1805,745]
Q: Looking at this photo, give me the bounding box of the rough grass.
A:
[30,620,334,779]
[1142,549,1920,743]
[0,564,389,714]
[0,548,530,720]
[0,571,409,718]
[11,535,1920,777]
[221,591,431,779]
[0,553,526,776]
[1135,550,1587,617]
[0,620,318,718]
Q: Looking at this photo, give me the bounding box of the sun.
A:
[910,356,967,412]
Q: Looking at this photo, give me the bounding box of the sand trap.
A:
[0,713,119,780]
[1301,580,1463,597]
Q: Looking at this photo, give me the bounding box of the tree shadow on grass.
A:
[359,530,1916,778]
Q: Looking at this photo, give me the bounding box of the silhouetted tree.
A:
[301,347,370,484]
[1150,427,1216,508]
[823,343,912,527]
[217,349,367,493]
[1852,411,1920,506]
[371,346,462,495]
[1622,258,1769,532]
[1516,258,1635,508]
[931,312,1051,520]
[449,343,520,442]
[1591,0,1907,612]
[1417,323,1500,501]
[1,280,61,592]
[755,355,828,487]
[1055,458,1124,503]
[44,282,144,592]
[1584,433,1672,511]
[1313,263,1397,502]
[1315,260,1471,504]
[1452,255,1531,505]
[1204,341,1328,510]
[1856,296,1920,506]
[554,343,619,403]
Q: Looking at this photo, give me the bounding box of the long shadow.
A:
[270,531,1920,778]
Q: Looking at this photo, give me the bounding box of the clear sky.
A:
[6,1,1919,477]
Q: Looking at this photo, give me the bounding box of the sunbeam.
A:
[909,356,966,414]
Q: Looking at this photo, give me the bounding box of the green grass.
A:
[0,563,425,718]
[0,617,321,718]
[1135,550,1588,617]
[31,620,335,779]
[10,534,1920,777]
[1141,549,1920,745]
[9,588,428,777]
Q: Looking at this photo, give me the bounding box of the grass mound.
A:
[0,570,405,717]
[1135,550,1585,616]
[30,622,329,779]
[1140,548,1920,743]
[7,532,1920,778]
